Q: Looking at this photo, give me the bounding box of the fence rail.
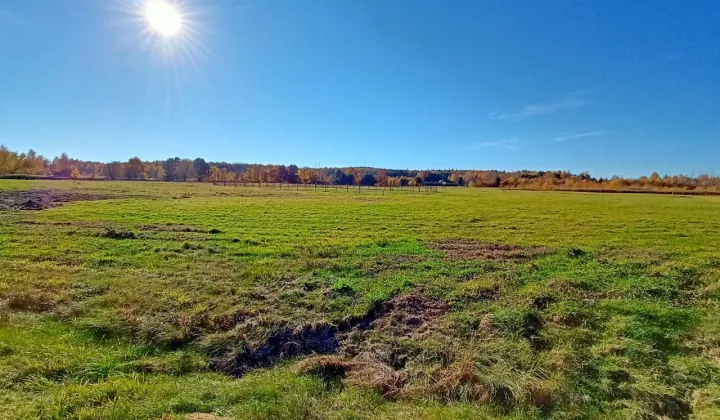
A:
[210,181,441,193]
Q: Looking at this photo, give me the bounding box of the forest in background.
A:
[1,145,719,192]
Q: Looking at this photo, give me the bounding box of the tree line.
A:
[1,145,718,192]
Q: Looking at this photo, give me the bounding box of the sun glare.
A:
[146,1,182,37]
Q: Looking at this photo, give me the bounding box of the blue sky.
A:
[0,0,718,177]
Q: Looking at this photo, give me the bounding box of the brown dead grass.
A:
[294,353,409,398]
[430,239,552,262]
[184,414,232,420]
[526,380,558,410]
[429,359,493,403]
[292,355,350,378]
[0,189,113,211]
[4,290,61,312]
[346,352,410,397]
[370,293,448,338]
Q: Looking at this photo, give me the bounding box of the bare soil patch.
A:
[430,239,552,262]
[100,228,136,240]
[369,293,448,338]
[211,293,448,379]
[0,189,113,211]
[211,323,340,377]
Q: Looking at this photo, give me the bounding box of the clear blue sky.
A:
[1,0,718,177]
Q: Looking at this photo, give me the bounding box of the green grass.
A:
[1,180,719,419]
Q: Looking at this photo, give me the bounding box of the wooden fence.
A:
[211,181,441,193]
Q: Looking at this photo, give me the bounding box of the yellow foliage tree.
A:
[298,168,314,184]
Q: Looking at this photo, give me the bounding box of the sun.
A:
[146,1,182,37]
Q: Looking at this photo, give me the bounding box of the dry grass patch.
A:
[430,239,552,262]
[369,293,448,338]
[140,224,207,233]
[294,353,409,398]
[429,359,494,403]
[184,414,232,420]
[0,189,113,211]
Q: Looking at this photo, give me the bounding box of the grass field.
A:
[1,180,719,419]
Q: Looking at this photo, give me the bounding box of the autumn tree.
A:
[104,161,125,180]
[163,158,179,181]
[3,145,719,193]
[360,172,377,186]
[650,172,660,186]
[52,153,72,177]
[243,166,260,185]
[0,146,47,175]
[126,157,145,180]
[287,164,299,184]
[194,158,209,182]
[268,166,280,184]
[260,169,271,185]
[298,168,314,184]
[176,159,197,182]
[274,165,289,184]
[209,166,223,184]
[332,169,353,185]
[221,168,232,185]
[609,176,629,189]
[232,170,242,186]
[376,170,389,187]
[314,169,329,185]
[345,168,361,186]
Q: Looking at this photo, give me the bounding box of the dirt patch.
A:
[521,312,542,341]
[430,239,552,262]
[100,228,136,240]
[0,189,113,211]
[211,292,447,378]
[368,293,448,338]
[567,248,586,258]
[532,296,556,311]
[139,224,221,234]
[211,323,340,377]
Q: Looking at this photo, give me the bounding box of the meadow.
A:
[0,180,719,419]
